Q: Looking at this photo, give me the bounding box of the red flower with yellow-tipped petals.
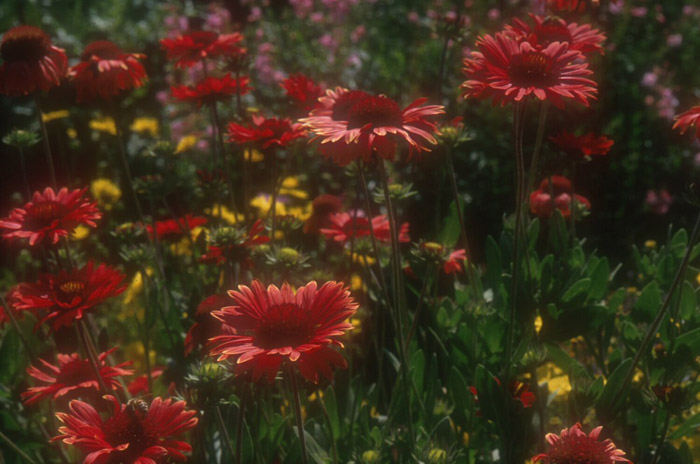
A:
[533,423,631,464]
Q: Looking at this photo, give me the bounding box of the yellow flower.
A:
[249,194,312,220]
[279,176,309,199]
[534,315,543,335]
[644,240,657,249]
[175,135,198,154]
[463,432,470,446]
[130,117,159,137]
[169,226,207,256]
[537,362,571,395]
[89,116,117,135]
[361,450,381,463]
[66,128,78,139]
[351,273,364,292]
[91,178,121,211]
[696,273,700,286]
[308,390,324,402]
[244,147,264,162]
[206,204,243,225]
[346,250,376,266]
[41,110,69,123]
[427,449,447,464]
[71,225,90,240]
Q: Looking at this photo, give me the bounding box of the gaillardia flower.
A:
[320,212,410,245]
[13,261,126,330]
[549,131,614,159]
[227,115,307,151]
[673,106,700,139]
[301,88,444,166]
[71,40,147,102]
[185,294,232,356]
[533,423,631,463]
[506,14,606,55]
[209,280,358,383]
[22,349,133,405]
[171,74,251,107]
[530,176,591,219]
[0,187,101,246]
[200,219,269,266]
[281,73,323,113]
[146,214,208,241]
[54,396,198,463]
[0,25,67,96]
[461,32,597,107]
[161,31,245,68]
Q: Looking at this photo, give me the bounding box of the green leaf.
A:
[323,386,340,440]
[561,278,591,304]
[678,282,697,321]
[634,281,662,320]
[595,358,632,421]
[485,236,502,290]
[670,228,688,258]
[474,365,505,425]
[588,258,610,300]
[303,430,330,464]
[438,200,462,247]
[410,349,425,394]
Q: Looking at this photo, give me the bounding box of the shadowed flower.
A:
[530,176,591,219]
[0,187,101,246]
[0,25,67,96]
[54,395,198,463]
[227,115,306,151]
[201,219,269,265]
[673,106,700,139]
[185,294,232,356]
[506,14,606,55]
[171,74,251,106]
[533,423,631,463]
[161,30,245,68]
[71,40,146,102]
[12,261,127,330]
[303,194,343,234]
[209,280,357,383]
[22,349,133,405]
[461,32,597,107]
[281,73,323,112]
[549,131,614,159]
[301,87,444,166]
[146,214,208,241]
[127,367,164,396]
[320,212,410,244]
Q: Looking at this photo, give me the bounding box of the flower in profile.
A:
[227,115,306,151]
[301,88,444,166]
[506,15,606,55]
[161,30,245,68]
[549,131,614,159]
[461,32,597,108]
[281,73,323,112]
[209,280,357,383]
[530,176,591,219]
[201,219,269,265]
[13,261,127,330]
[673,106,700,139]
[22,349,133,405]
[54,395,198,463]
[413,242,467,274]
[71,40,146,102]
[533,423,631,463]
[185,294,232,356]
[90,178,121,211]
[0,25,67,96]
[320,212,410,244]
[0,187,101,246]
[146,214,208,241]
[171,74,251,107]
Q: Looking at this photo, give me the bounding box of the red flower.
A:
[127,367,164,396]
[530,176,591,219]
[506,14,606,55]
[320,212,410,244]
[281,73,323,112]
[200,219,269,265]
[22,348,133,405]
[12,261,127,330]
[227,115,307,151]
[71,40,146,102]
[673,106,700,139]
[54,395,198,463]
[171,74,251,106]
[161,31,245,69]
[146,214,208,241]
[185,294,232,356]
[461,32,597,108]
[469,378,536,414]
[301,88,444,166]
[209,280,358,383]
[443,249,467,274]
[549,131,614,158]
[533,423,631,463]
[0,187,101,246]
[303,194,343,234]
[0,25,67,96]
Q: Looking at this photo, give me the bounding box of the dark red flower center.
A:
[1,26,51,62]
[346,95,403,130]
[509,51,558,88]
[546,435,613,464]
[55,359,95,385]
[56,280,86,305]
[536,18,573,45]
[187,30,219,48]
[331,90,372,121]
[26,201,64,229]
[80,40,123,61]
[103,409,156,460]
[255,303,314,349]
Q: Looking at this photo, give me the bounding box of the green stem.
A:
[211,101,238,216]
[0,295,34,357]
[526,102,549,195]
[288,367,309,464]
[215,404,236,461]
[650,410,671,464]
[405,264,434,350]
[18,147,31,200]
[115,119,145,221]
[235,387,247,464]
[34,96,57,189]
[78,319,110,395]
[318,392,339,464]
[0,429,36,464]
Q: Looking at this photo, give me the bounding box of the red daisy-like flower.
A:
[145,214,208,241]
[533,423,631,463]
[673,106,700,139]
[171,74,251,107]
[444,249,467,274]
[530,176,591,219]
[320,212,410,244]
[413,242,467,275]
[71,40,146,102]
[127,367,164,396]
[12,261,127,331]
[461,33,597,108]
[0,25,67,96]
[549,131,614,158]
[209,280,358,383]
[22,348,133,405]
[301,87,444,166]
[200,219,270,265]
[185,294,232,356]
[54,395,198,463]
[506,14,606,55]
[281,73,323,113]
[0,187,101,246]
[227,115,307,151]
[161,31,245,69]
